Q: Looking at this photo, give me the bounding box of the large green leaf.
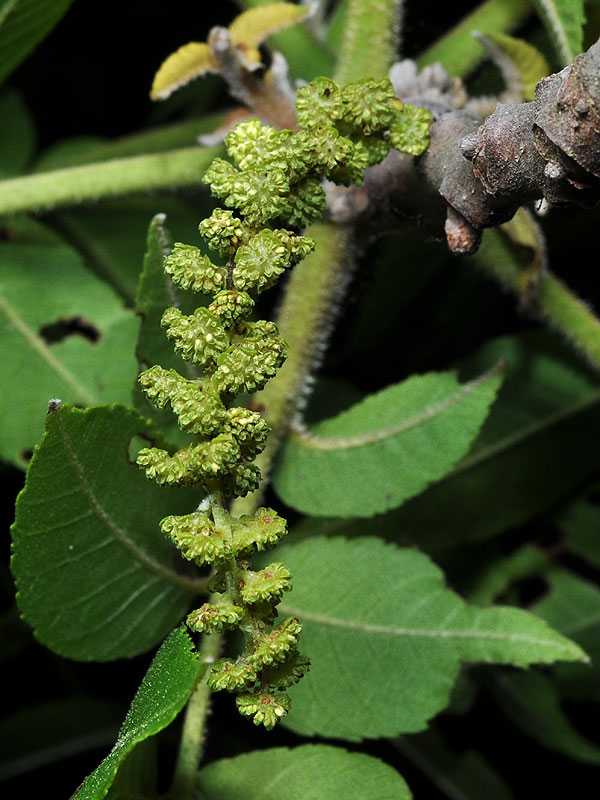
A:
[531,0,585,64]
[0,0,74,84]
[71,627,202,800]
[0,222,139,467]
[297,333,600,551]
[198,744,411,799]
[534,569,600,702]
[273,368,502,517]
[276,537,585,740]
[11,404,202,660]
[0,89,36,177]
[490,671,600,764]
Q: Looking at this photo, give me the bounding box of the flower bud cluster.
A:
[136,75,432,728]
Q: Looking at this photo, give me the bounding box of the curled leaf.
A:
[229,2,314,66]
[151,42,218,101]
[478,32,550,101]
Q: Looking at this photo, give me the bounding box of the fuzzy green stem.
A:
[475,252,600,371]
[418,0,531,77]
[0,146,221,216]
[33,113,225,171]
[171,631,222,800]
[233,223,351,515]
[334,0,403,84]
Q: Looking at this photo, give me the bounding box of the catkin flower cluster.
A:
[136,75,431,728]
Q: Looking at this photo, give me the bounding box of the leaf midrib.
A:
[0,294,98,405]
[280,603,577,656]
[56,410,205,595]
[291,367,500,452]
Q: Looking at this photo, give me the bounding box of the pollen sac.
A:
[239,563,291,605]
[296,77,343,129]
[247,616,303,669]
[187,600,245,633]
[389,103,433,156]
[161,306,229,367]
[139,366,226,435]
[341,78,396,134]
[199,208,249,258]
[231,506,288,555]
[204,160,290,225]
[233,229,292,294]
[208,658,258,691]
[236,690,291,730]
[212,335,286,394]
[222,461,262,498]
[160,512,231,564]
[271,229,316,265]
[164,243,227,294]
[136,433,240,486]
[294,125,354,176]
[223,406,270,459]
[226,119,293,171]
[208,290,254,328]
[260,652,311,690]
[281,177,327,227]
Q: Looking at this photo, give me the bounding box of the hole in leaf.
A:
[39,316,100,344]
[20,449,33,462]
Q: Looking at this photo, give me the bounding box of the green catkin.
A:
[137,76,432,729]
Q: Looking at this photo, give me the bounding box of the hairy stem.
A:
[334,0,403,84]
[234,223,352,515]
[418,0,531,77]
[33,113,225,171]
[171,631,222,800]
[0,146,221,216]
[475,248,600,371]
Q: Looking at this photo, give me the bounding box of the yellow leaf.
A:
[485,33,550,100]
[151,42,218,101]
[229,2,313,65]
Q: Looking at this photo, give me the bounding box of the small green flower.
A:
[160,512,231,564]
[208,290,255,328]
[236,691,291,729]
[389,103,433,156]
[248,616,303,669]
[296,77,343,129]
[161,307,230,367]
[233,229,291,293]
[199,208,249,257]
[341,78,396,134]
[187,601,245,633]
[240,563,292,604]
[164,243,227,294]
[232,507,288,554]
[208,658,258,691]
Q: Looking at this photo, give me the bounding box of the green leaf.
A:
[534,569,600,702]
[479,32,550,99]
[306,332,600,551]
[11,404,202,660]
[276,536,586,740]
[0,0,74,84]
[0,89,36,177]
[198,744,411,799]
[490,671,600,765]
[71,627,202,800]
[561,500,600,569]
[395,728,513,800]
[0,221,139,468]
[531,0,585,65]
[134,213,209,443]
[0,698,120,782]
[273,367,503,517]
[54,196,208,304]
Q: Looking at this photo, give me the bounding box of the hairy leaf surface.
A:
[480,32,550,99]
[531,0,585,64]
[273,368,502,517]
[0,224,138,467]
[72,628,202,800]
[276,537,586,740]
[11,404,200,660]
[198,744,411,799]
[299,333,600,550]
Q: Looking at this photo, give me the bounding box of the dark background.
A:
[2,1,598,796]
